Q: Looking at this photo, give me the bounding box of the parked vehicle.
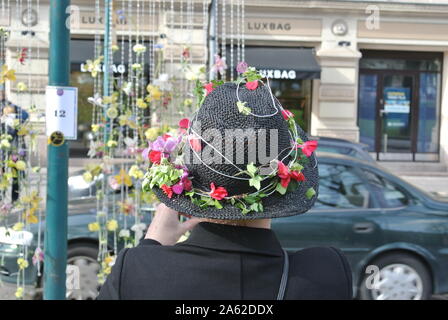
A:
[1,153,447,300]
[313,136,374,162]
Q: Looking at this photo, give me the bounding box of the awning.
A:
[245,47,321,80]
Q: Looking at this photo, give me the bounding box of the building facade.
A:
[1,0,447,166]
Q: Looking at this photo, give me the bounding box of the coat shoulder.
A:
[287,246,353,299]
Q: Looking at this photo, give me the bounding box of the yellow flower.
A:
[15,160,26,171]
[17,258,29,270]
[145,127,159,141]
[136,98,148,109]
[17,82,27,92]
[0,139,11,149]
[88,222,100,232]
[83,171,93,183]
[131,63,142,71]
[24,207,38,224]
[183,98,193,107]
[107,140,118,148]
[146,85,162,101]
[128,165,144,179]
[15,287,24,299]
[85,56,103,78]
[106,219,118,231]
[0,65,16,84]
[111,44,120,52]
[106,107,119,119]
[91,124,100,132]
[13,222,24,231]
[114,169,133,187]
[133,43,146,54]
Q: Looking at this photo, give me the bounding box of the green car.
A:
[1,152,448,300]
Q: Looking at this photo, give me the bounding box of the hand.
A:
[145,203,201,245]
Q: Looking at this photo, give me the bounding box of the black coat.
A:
[97,222,353,300]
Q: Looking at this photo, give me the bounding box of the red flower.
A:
[204,83,214,95]
[290,171,305,182]
[149,150,162,164]
[188,136,202,152]
[183,178,192,191]
[277,161,291,188]
[282,109,294,120]
[162,133,172,141]
[179,118,190,129]
[209,183,228,200]
[245,80,258,90]
[161,184,173,199]
[297,140,318,157]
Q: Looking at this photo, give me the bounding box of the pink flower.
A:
[204,83,214,95]
[179,118,190,129]
[212,54,227,75]
[277,161,291,188]
[245,80,258,90]
[188,135,202,152]
[296,140,318,157]
[32,247,44,266]
[236,61,248,74]
[108,176,120,190]
[290,171,305,182]
[209,183,228,200]
[282,109,294,120]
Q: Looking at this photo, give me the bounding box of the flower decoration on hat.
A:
[142,65,318,215]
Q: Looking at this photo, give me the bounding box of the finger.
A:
[180,217,201,233]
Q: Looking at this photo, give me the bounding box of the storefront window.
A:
[358,51,442,161]
[270,79,312,132]
[418,73,440,153]
[358,74,377,151]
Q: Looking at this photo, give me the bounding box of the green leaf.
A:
[246,163,257,176]
[214,200,223,209]
[306,187,316,199]
[249,176,262,190]
[236,101,251,115]
[276,182,287,195]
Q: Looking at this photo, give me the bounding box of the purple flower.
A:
[32,247,44,266]
[142,135,181,162]
[212,54,227,75]
[236,61,248,74]
[0,203,13,217]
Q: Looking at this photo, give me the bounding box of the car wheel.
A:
[66,243,101,300]
[360,252,432,300]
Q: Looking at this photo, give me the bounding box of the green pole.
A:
[44,0,71,300]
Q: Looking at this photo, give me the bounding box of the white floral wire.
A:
[235,77,279,118]
[184,77,302,195]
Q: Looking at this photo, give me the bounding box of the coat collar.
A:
[177,222,283,257]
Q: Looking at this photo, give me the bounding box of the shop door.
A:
[376,73,417,160]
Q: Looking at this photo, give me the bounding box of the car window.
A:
[362,170,409,208]
[318,144,366,161]
[316,164,371,209]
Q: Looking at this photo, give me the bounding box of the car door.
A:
[273,162,386,263]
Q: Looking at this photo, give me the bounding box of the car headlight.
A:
[0,227,33,246]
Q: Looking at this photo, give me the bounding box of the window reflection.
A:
[316,164,370,209]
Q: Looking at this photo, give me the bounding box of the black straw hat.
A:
[152,81,319,220]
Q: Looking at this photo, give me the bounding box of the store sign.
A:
[80,63,127,74]
[240,18,321,37]
[45,86,78,140]
[259,69,297,80]
[384,88,410,114]
[70,8,158,32]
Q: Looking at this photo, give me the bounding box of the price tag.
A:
[45,86,78,140]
